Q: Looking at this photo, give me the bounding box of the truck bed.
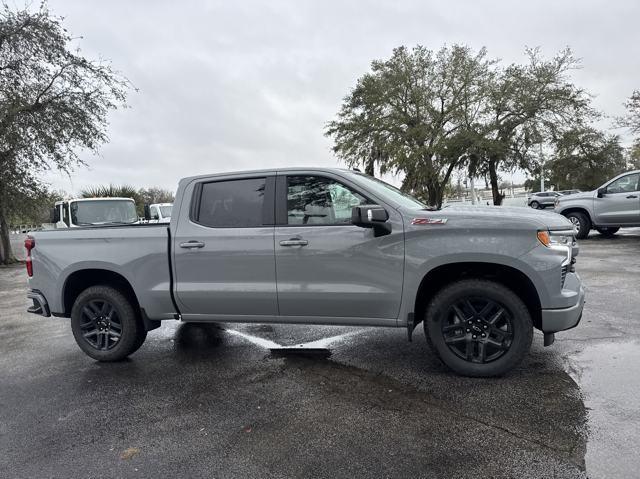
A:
[28,224,176,320]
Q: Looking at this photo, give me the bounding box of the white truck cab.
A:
[147,203,173,223]
[52,198,139,228]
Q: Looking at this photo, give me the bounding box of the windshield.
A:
[70,200,138,225]
[159,205,172,218]
[345,171,427,209]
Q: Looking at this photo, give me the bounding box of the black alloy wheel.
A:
[441,297,513,364]
[78,299,122,351]
[424,279,533,377]
[71,285,146,361]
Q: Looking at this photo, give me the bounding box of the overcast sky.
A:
[43,0,640,194]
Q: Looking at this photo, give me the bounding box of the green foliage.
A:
[138,187,175,206]
[619,90,640,135]
[325,45,594,207]
[0,2,131,263]
[547,127,626,190]
[629,140,640,170]
[325,45,492,207]
[80,184,174,216]
[471,48,595,204]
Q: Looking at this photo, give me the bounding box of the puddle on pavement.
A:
[566,341,640,478]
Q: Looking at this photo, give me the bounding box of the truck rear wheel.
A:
[596,227,619,237]
[424,279,533,377]
[70,285,146,361]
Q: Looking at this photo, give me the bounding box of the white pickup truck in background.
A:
[146,203,172,223]
[52,198,139,228]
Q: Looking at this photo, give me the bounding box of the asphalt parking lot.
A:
[1,229,639,478]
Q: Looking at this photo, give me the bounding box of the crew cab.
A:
[555,170,640,239]
[25,168,585,377]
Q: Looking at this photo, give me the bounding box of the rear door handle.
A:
[626,195,638,199]
[279,239,308,247]
[180,240,205,249]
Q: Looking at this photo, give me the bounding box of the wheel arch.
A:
[559,207,592,222]
[62,268,140,318]
[413,262,542,330]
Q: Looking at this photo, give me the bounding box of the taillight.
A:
[24,236,35,277]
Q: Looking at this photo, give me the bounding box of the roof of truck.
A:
[55,197,135,205]
[179,167,354,184]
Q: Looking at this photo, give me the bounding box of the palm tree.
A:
[80,184,142,215]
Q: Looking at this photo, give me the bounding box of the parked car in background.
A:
[26,168,584,377]
[555,170,640,238]
[52,198,139,228]
[147,203,172,223]
[527,191,561,209]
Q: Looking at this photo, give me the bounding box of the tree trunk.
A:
[364,157,375,176]
[426,180,442,209]
[488,157,505,206]
[0,209,17,265]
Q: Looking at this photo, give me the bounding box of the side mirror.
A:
[597,187,606,198]
[143,204,151,221]
[351,205,391,236]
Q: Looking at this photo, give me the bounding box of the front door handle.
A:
[626,195,638,199]
[279,238,309,247]
[180,240,205,249]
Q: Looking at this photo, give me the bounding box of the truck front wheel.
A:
[70,285,146,361]
[565,211,591,239]
[424,279,533,377]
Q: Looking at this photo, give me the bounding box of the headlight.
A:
[554,198,560,208]
[537,229,575,266]
[537,230,573,247]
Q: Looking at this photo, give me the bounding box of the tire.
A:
[596,227,619,237]
[565,211,591,239]
[71,285,146,361]
[424,279,533,377]
[530,201,540,209]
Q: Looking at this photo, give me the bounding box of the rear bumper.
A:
[27,290,51,317]
[540,285,585,333]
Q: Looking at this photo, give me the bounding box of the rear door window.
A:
[196,178,266,228]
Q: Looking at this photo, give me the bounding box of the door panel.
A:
[275,225,404,319]
[274,174,404,320]
[594,173,640,225]
[173,175,278,316]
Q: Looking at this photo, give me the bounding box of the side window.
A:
[606,173,640,194]
[286,176,368,225]
[196,177,266,228]
[151,206,159,220]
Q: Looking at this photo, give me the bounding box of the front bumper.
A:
[27,290,51,317]
[540,285,585,333]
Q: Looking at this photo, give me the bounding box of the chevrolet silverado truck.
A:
[25,168,585,377]
[554,170,640,239]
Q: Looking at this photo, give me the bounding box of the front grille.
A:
[561,265,568,288]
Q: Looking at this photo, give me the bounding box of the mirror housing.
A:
[597,187,606,198]
[351,205,391,236]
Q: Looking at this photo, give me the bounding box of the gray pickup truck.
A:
[555,170,640,239]
[25,168,585,376]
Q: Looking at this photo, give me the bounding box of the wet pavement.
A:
[1,228,639,478]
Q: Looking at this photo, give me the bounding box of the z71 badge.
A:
[411,218,448,225]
